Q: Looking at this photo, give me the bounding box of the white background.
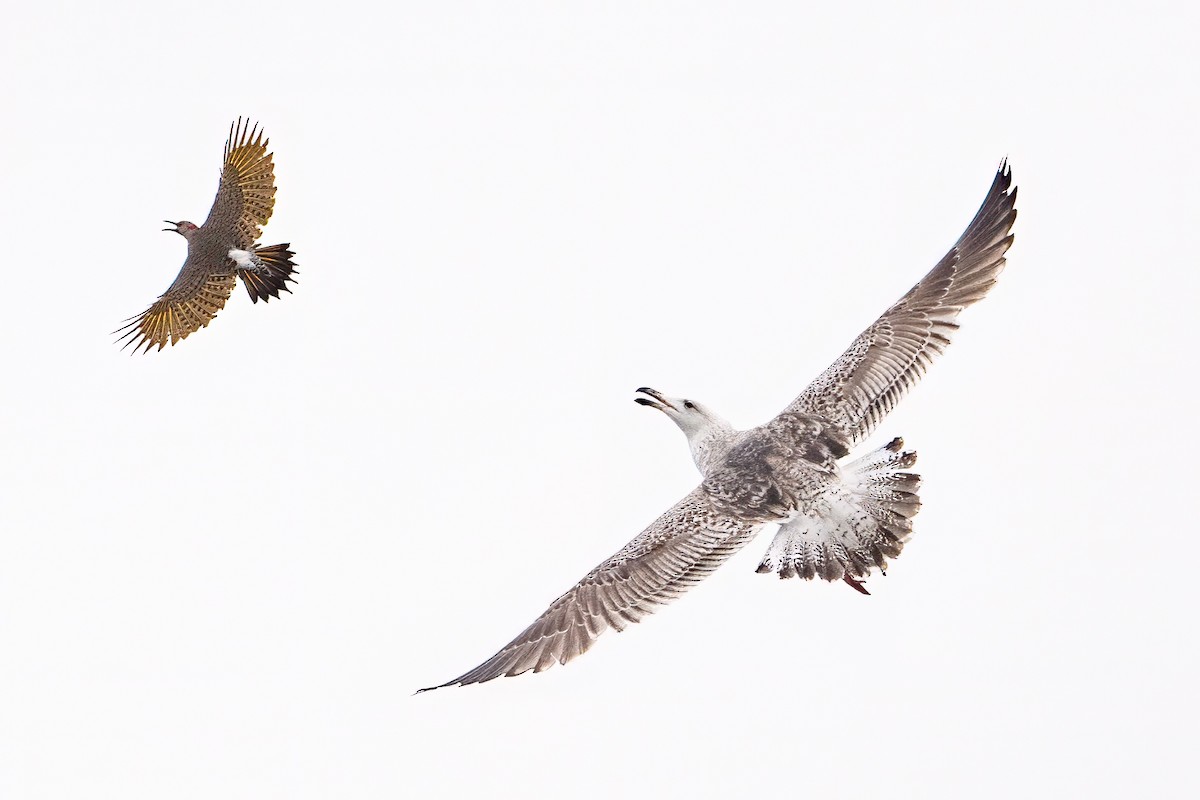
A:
[2,2,1196,797]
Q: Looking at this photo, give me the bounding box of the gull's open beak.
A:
[634,387,675,412]
[162,220,178,232]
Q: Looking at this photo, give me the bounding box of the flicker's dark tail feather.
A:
[241,243,298,304]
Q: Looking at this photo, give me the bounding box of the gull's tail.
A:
[755,438,920,592]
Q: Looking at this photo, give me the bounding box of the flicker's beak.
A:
[162,220,177,233]
[634,387,675,412]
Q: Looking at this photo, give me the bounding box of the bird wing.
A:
[421,487,765,690]
[114,254,237,353]
[201,118,277,245]
[780,162,1018,446]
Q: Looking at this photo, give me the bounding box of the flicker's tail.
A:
[755,438,921,591]
[241,243,298,304]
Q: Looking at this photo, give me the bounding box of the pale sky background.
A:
[2,2,1197,798]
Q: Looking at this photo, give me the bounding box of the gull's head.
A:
[635,387,731,440]
[163,220,199,238]
[635,387,734,474]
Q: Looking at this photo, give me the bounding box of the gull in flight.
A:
[116,118,298,353]
[422,162,1017,691]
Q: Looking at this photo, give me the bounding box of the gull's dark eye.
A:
[684,401,695,410]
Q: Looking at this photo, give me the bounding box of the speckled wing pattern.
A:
[784,163,1018,446]
[115,120,279,353]
[421,488,765,690]
[114,267,238,353]
[203,118,276,246]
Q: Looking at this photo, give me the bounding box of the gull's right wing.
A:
[420,487,765,691]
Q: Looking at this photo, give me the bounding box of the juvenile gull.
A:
[422,162,1017,690]
[115,118,298,353]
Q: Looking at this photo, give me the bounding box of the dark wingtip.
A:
[415,680,461,694]
[993,157,1015,195]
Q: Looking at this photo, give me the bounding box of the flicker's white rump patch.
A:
[228,248,264,272]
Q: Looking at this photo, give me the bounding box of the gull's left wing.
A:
[782,163,1017,446]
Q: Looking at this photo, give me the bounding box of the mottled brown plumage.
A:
[116,119,298,353]
[422,162,1017,691]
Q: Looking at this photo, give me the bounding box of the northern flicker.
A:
[116,118,298,353]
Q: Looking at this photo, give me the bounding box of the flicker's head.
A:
[163,220,199,238]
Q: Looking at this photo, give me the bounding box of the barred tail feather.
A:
[241,243,298,304]
[755,437,920,589]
